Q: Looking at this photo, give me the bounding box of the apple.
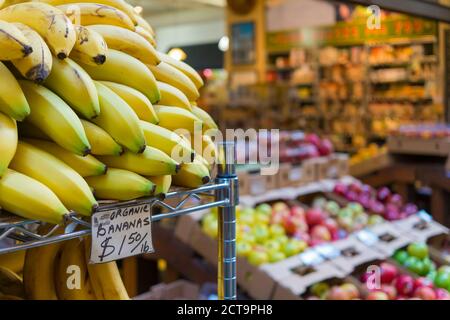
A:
[283,239,307,257]
[305,208,325,226]
[290,206,305,218]
[322,218,339,235]
[435,288,450,300]
[239,213,255,225]
[369,201,385,215]
[248,250,269,266]
[333,182,348,195]
[353,212,369,230]
[324,201,340,216]
[380,262,398,284]
[438,266,450,274]
[380,284,397,300]
[388,193,403,206]
[277,235,289,246]
[407,243,428,260]
[312,197,327,209]
[272,202,289,213]
[264,239,281,252]
[414,286,436,300]
[348,202,364,215]
[422,257,435,275]
[271,209,290,225]
[340,283,359,300]
[269,224,285,238]
[403,203,418,216]
[395,275,415,296]
[327,286,349,300]
[361,184,373,195]
[239,233,256,244]
[252,225,270,244]
[404,256,424,275]
[292,230,310,243]
[310,225,332,242]
[368,214,385,225]
[305,133,321,147]
[366,291,389,300]
[236,242,252,257]
[434,271,450,289]
[310,282,330,297]
[348,182,362,194]
[255,203,272,216]
[393,250,409,264]
[413,277,434,291]
[268,250,286,263]
[358,194,371,210]
[255,212,270,225]
[377,187,391,202]
[338,207,353,219]
[346,191,358,202]
[427,270,437,282]
[337,216,354,232]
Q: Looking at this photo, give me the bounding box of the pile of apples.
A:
[361,262,450,300]
[306,282,361,300]
[312,197,385,233]
[279,132,334,163]
[333,182,419,221]
[393,243,450,292]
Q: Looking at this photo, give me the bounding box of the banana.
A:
[10,141,98,216]
[172,161,211,189]
[0,2,76,59]
[23,240,62,300]
[0,113,17,178]
[140,121,194,163]
[194,154,213,171]
[92,82,146,154]
[149,62,199,101]
[9,23,52,83]
[84,238,130,300]
[0,266,24,298]
[155,105,203,134]
[81,119,123,156]
[74,49,160,104]
[19,80,91,156]
[88,24,159,65]
[0,20,32,60]
[100,81,158,124]
[157,51,204,89]
[147,175,172,195]
[192,134,217,167]
[98,146,180,176]
[56,238,96,300]
[26,139,107,177]
[0,61,30,120]
[134,13,155,36]
[44,57,100,119]
[0,169,68,224]
[70,25,108,66]
[85,168,154,201]
[0,251,25,274]
[191,105,219,133]
[58,3,134,30]
[135,25,156,47]
[38,0,138,24]
[157,81,192,111]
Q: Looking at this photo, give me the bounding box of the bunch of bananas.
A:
[0,235,129,300]
[0,0,219,227]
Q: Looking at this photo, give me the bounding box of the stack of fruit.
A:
[0,0,219,226]
[306,282,361,300]
[0,235,129,300]
[333,182,418,221]
[279,132,334,163]
[349,143,387,166]
[360,262,450,300]
[393,243,450,292]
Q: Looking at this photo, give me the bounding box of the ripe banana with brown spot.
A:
[0,20,32,60]
[70,25,108,66]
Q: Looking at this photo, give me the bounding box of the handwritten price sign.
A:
[90,203,154,264]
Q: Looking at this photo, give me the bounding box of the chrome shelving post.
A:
[215,141,238,300]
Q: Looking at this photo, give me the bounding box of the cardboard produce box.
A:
[277,162,315,188]
[349,153,392,177]
[134,280,200,300]
[326,154,349,179]
[388,135,450,156]
[366,223,413,256]
[393,213,449,243]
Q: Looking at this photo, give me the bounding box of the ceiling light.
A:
[218,36,229,52]
[134,6,143,15]
[168,48,187,61]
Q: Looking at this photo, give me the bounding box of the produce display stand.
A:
[0,142,239,301]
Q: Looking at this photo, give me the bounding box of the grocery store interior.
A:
[0,0,449,301]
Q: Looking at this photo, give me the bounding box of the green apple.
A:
[255,203,272,216]
[239,213,255,225]
[348,202,364,215]
[338,207,354,219]
[269,224,286,238]
[368,215,385,225]
[236,242,253,257]
[238,233,256,244]
[324,201,340,216]
[268,250,286,263]
[277,235,289,246]
[283,239,307,257]
[255,212,270,225]
[427,270,437,282]
[407,242,428,259]
[312,197,327,209]
[434,271,450,289]
[422,257,435,275]
[393,250,409,265]
[310,282,330,297]
[404,256,423,274]
[264,239,281,252]
[252,225,270,244]
[248,250,269,266]
[438,266,450,274]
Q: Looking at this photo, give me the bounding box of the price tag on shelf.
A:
[355,229,379,246]
[417,210,432,222]
[314,244,340,260]
[90,203,154,264]
[289,168,303,181]
[299,249,324,266]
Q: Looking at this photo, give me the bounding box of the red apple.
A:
[290,206,305,218]
[380,262,398,284]
[318,138,334,156]
[334,182,348,195]
[322,218,339,235]
[388,193,403,206]
[346,191,358,202]
[381,284,397,300]
[292,230,310,243]
[366,291,389,300]
[310,225,332,242]
[395,275,415,297]
[413,277,434,291]
[377,187,391,202]
[340,283,359,300]
[305,133,321,147]
[327,286,350,300]
[435,288,450,300]
[305,208,325,226]
[414,286,437,300]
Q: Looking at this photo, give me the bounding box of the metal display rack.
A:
[0,142,239,301]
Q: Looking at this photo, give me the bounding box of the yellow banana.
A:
[92,82,146,154]
[86,168,154,201]
[0,113,17,178]
[19,80,91,156]
[0,61,30,121]
[135,25,156,47]
[88,24,159,65]
[157,51,204,89]
[74,49,160,104]
[58,3,134,30]
[23,241,62,300]
[100,81,158,124]
[44,57,100,119]
[149,62,199,101]
[147,175,172,195]
[134,13,155,36]
[192,134,217,167]
[0,2,76,59]
[0,266,24,298]
[157,81,192,111]
[84,238,130,300]
[155,105,203,134]
[172,161,211,188]
[0,169,68,224]
[56,238,96,300]
[10,141,98,216]
[10,22,52,83]
[140,121,194,163]
[26,139,107,178]
[0,20,32,60]
[70,25,108,66]
[0,251,25,274]
[191,105,219,133]
[98,146,180,177]
[81,119,123,156]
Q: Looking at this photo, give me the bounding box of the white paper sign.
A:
[299,249,324,266]
[315,244,340,259]
[289,168,302,181]
[355,229,379,246]
[90,203,154,264]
